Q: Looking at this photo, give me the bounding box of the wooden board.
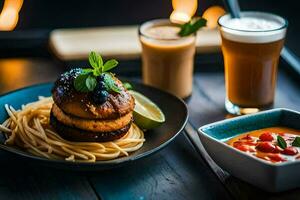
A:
[49,26,221,61]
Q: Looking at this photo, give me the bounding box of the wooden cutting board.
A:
[49,26,221,61]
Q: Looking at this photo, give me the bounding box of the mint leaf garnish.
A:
[123,82,133,90]
[103,59,118,72]
[89,51,103,69]
[277,135,287,149]
[292,137,300,147]
[103,73,121,93]
[74,73,90,92]
[73,51,122,93]
[178,17,207,37]
[92,67,102,76]
[82,68,93,73]
[85,75,97,91]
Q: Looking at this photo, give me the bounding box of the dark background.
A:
[0,0,299,56]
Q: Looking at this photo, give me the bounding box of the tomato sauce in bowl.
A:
[227,127,300,163]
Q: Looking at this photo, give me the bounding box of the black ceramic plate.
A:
[0,82,188,170]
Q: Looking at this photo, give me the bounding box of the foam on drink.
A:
[144,26,181,39]
[140,19,195,47]
[219,12,287,43]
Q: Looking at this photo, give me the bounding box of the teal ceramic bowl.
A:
[198,108,300,192]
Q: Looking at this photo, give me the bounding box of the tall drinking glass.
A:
[218,12,288,115]
[139,19,196,99]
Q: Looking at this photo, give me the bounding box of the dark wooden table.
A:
[0,57,299,200]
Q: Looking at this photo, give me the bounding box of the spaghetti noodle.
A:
[0,97,145,162]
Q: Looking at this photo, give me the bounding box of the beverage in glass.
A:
[218,12,287,114]
[139,19,196,99]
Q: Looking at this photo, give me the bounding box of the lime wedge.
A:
[129,90,165,130]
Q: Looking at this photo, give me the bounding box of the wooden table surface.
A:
[0,57,299,200]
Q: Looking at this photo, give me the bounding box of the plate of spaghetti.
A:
[0,52,188,170]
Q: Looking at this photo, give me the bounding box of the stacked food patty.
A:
[50,69,135,142]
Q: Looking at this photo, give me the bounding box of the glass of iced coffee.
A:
[218,12,288,115]
[139,19,196,99]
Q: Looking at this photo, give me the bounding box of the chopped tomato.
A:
[235,144,255,152]
[268,154,286,162]
[282,147,298,156]
[233,141,243,148]
[233,140,256,147]
[227,128,300,163]
[235,144,249,152]
[259,132,273,141]
[242,134,255,141]
[244,141,257,146]
[256,142,276,153]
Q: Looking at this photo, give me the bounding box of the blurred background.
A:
[0,0,299,93]
[0,0,299,57]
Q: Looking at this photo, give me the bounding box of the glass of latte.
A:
[218,12,288,115]
[139,19,196,99]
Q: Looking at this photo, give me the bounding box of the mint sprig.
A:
[89,51,103,69]
[277,135,287,149]
[103,59,118,72]
[123,82,133,90]
[292,137,300,147]
[74,73,92,92]
[73,51,121,93]
[178,17,207,37]
[86,75,97,91]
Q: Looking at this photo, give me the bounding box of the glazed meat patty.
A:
[52,69,135,120]
[50,68,135,142]
[51,103,132,132]
[50,112,132,142]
